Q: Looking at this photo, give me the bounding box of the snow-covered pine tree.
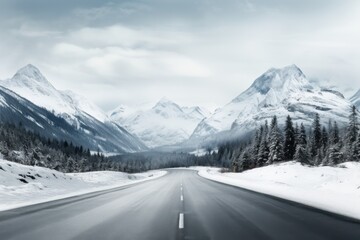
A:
[321,126,328,152]
[238,147,252,172]
[328,144,343,165]
[311,113,322,157]
[298,123,307,146]
[267,116,284,164]
[283,115,296,160]
[294,144,309,165]
[263,120,269,140]
[330,121,340,145]
[232,157,240,172]
[257,135,269,166]
[256,120,269,167]
[294,123,299,145]
[314,149,323,166]
[346,105,359,145]
[320,126,329,164]
[252,126,262,163]
[294,123,310,164]
[345,106,359,161]
[353,131,360,162]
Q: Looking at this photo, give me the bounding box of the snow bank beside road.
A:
[0,159,166,211]
[197,162,360,220]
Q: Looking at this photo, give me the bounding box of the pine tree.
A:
[267,116,284,164]
[321,126,328,151]
[330,121,340,145]
[294,144,309,165]
[294,123,299,145]
[252,127,262,163]
[311,113,322,157]
[294,123,309,164]
[283,115,296,160]
[232,158,240,172]
[353,132,360,162]
[298,123,307,146]
[314,149,323,166]
[328,144,343,165]
[263,120,269,139]
[257,135,269,166]
[256,121,269,166]
[238,148,252,171]
[345,106,359,161]
[346,105,359,145]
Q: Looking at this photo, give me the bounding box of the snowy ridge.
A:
[0,159,166,211]
[109,97,210,148]
[191,65,352,142]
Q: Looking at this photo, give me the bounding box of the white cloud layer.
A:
[0,0,359,111]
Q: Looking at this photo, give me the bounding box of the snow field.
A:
[195,161,360,220]
[0,159,167,211]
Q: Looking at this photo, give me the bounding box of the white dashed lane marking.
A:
[179,213,184,229]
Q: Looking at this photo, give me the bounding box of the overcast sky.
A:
[0,0,359,111]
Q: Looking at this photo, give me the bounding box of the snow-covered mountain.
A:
[350,89,360,109]
[191,64,352,143]
[0,65,147,153]
[1,64,107,123]
[109,98,210,148]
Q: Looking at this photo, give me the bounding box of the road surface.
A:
[0,169,359,240]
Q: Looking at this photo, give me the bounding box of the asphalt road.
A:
[0,169,359,240]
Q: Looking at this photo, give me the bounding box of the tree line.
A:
[220,106,360,172]
[0,123,210,173]
[0,123,122,172]
[1,106,359,174]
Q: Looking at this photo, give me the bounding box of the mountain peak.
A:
[153,97,182,110]
[248,64,308,95]
[13,64,48,83]
[157,97,174,105]
[282,64,302,73]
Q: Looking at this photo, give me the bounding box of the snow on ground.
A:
[194,161,360,220]
[0,159,166,211]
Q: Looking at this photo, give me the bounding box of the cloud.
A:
[51,25,210,80]
[0,0,360,112]
[53,41,211,79]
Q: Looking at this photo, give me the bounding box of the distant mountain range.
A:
[109,98,210,148]
[0,64,359,152]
